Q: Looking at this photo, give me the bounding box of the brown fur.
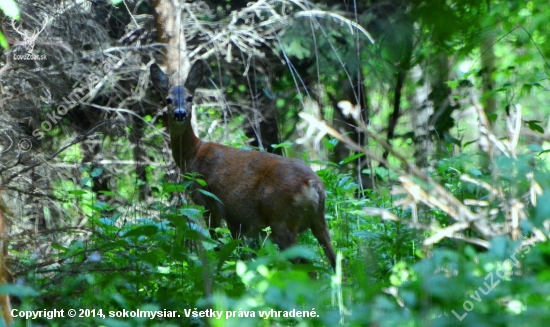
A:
[151,62,336,270]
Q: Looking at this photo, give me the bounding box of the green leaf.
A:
[0,32,8,50]
[196,189,222,203]
[463,140,477,148]
[179,207,203,220]
[521,83,533,94]
[99,217,116,226]
[323,138,338,150]
[443,134,461,146]
[272,141,293,149]
[81,177,91,187]
[92,202,109,212]
[51,243,68,252]
[486,113,498,122]
[281,245,315,262]
[68,190,88,195]
[163,183,186,193]
[446,80,459,91]
[216,239,241,270]
[468,168,482,177]
[0,285,38,297]
[214,227,231,236]
[91,168,103,177]
[123,225,159,237]
[339,153,365,165]
[526,120,544,134]
[528,144,544,152]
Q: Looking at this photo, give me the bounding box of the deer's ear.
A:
[185,60,207,92]
[150,64,170,94]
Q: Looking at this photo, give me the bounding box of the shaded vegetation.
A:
[1,0,550,326]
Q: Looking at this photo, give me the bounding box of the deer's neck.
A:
[169,122,201,173]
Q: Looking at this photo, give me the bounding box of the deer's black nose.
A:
[174,108,187,121]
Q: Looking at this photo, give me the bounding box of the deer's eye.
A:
[166,98,172,104]
[186,96,193,102]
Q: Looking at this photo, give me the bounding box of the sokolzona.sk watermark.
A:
[32,56,117,140]
[452,243,532,321]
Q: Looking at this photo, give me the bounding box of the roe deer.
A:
[150,61,336,270]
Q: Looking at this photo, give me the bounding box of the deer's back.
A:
[188,142,325,236]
